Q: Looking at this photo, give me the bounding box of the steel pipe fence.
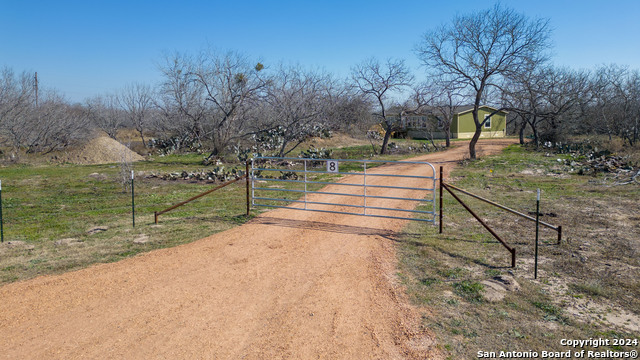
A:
[250,157,437,223]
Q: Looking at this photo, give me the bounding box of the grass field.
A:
[2,139,638,358]
[397,144,640,358]
[0,153,252,283]
[0,140,441,284]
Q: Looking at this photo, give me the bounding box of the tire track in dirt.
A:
[0,139,515,359]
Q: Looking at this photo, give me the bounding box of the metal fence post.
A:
[251,158,255,209]
[439,166,443,234]
[535,189,540,279]
[131,170,135,228]
[246,160,251,216]
[363,162,367,215]
[557,225,562,245]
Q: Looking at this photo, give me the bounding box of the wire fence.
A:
[0,177,248,242]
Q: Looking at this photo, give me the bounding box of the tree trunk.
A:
[278,140,288,158]
[206,147,219,161]
[380,128,392,155]
[532,126,540,148]
[519,120,527,145]
[138,129,146,148]
[469,126,481,159]
[445,126,451,147]
[469,105,481,159]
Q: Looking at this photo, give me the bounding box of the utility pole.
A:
[34,72,39,107]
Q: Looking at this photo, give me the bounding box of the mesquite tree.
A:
[416,4,551,158]
[351,58,413,155]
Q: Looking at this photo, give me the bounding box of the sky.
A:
[1,0,639,103]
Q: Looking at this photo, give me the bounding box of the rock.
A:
[87,226,109,235]
[481,280,506,302]
[133,235,150,244]
[481,275,520,303]
[491,275,520,292]
[54,238,83,246]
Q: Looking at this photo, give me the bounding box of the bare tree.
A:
[261,65,333,157]
[119,83,154,147]
[416,4,551,158]
[351,58,413,154]
[191,50,268,159]
[325,87,373,135]
[502,64,548,145]
[2,88,91,155]
[589,65,640,145]
[539,68,590,143]
[86,94,124,140]
[409,77,466,147]
[503,66,589,146]
[28,91,92,153]
[157,52,208,150]
[0,68,34,157]
[159,50,268,159]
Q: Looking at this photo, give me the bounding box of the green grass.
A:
[0,137,442,284]
[396,143,640,359]
[452,280,484,303]
[0,157,253,283]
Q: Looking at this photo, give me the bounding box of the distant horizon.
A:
[2,0,639,103]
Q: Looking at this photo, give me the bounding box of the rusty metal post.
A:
[443,183,559,231]
[439,166,443,234]
[154,211,158,224]
[443,183,516,268]
[246,160,251,216]
[156,176,245,219]
[557,225,562,245]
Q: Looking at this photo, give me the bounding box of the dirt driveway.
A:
[0,139,515,359]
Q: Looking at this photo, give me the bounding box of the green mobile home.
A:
[395,105,507,140]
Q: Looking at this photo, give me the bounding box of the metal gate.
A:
[250,157,437,223]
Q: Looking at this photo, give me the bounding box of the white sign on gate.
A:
[326,160,339,173]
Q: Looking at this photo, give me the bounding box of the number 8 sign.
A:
[327,160,339,173]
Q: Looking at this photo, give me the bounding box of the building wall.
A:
[399,106,507,139]
[454,107,506,138]
[407,130,448,139]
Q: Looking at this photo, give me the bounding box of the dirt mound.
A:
[53,136,144,165]
[0,139,515,359]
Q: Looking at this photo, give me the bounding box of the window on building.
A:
[484,114,491,129]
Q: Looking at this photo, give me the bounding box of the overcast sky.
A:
[2,0,639,103]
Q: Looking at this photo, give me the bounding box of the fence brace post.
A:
[557,225,562,245]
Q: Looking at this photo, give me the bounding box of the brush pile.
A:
[544,141,639,185]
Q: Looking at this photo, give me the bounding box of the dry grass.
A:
[0,153,250,284]
[397,144,640,359]
[0,134,443,285]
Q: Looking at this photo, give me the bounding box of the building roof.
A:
[401,105,508,117]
